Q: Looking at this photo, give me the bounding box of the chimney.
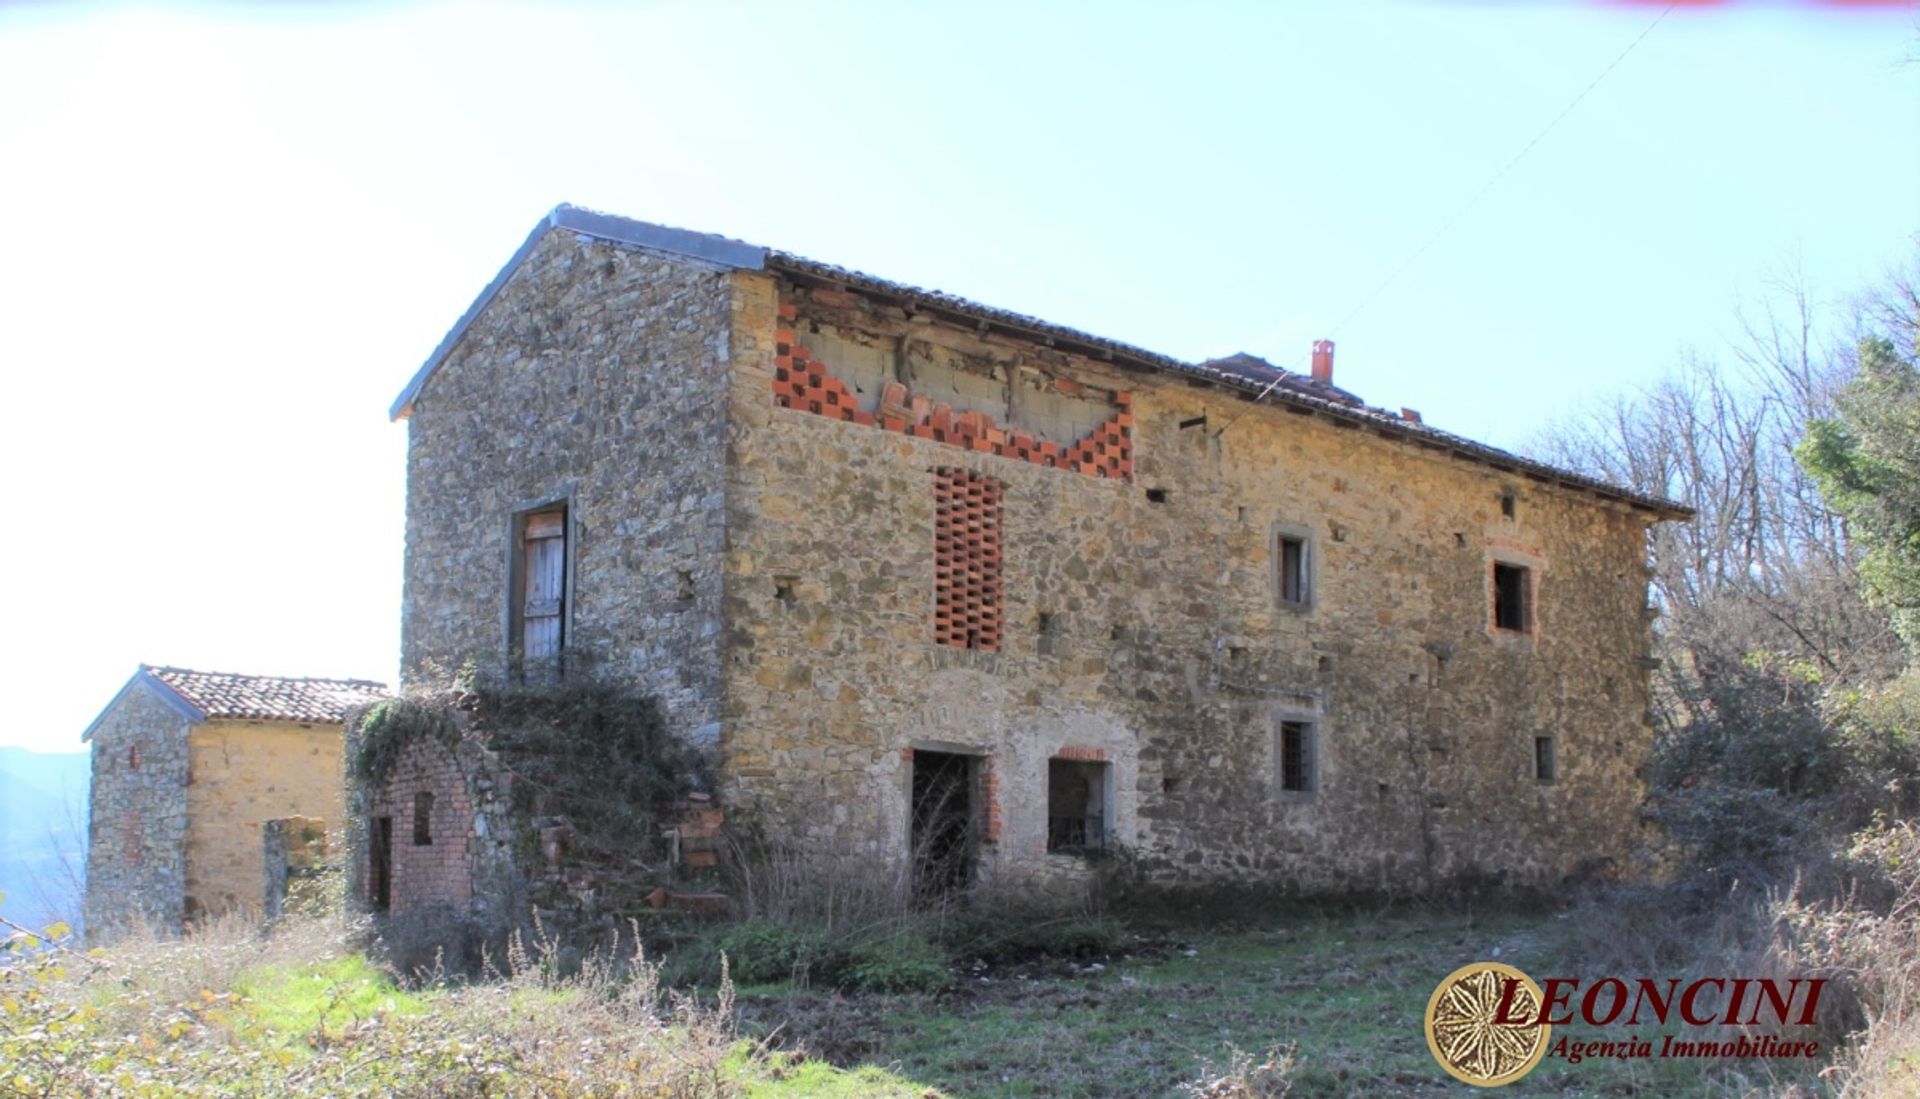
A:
[1310,339,1335,386]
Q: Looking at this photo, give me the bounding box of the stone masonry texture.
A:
[86,686,355,937]
[393,219,1675,904]
[399,231,731,746]
[85,684,191,937]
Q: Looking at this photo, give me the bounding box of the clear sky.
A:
[0,1,1913,753]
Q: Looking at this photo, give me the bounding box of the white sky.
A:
[0,1,1914,753]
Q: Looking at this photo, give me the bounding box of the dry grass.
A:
[2,908,745,1097]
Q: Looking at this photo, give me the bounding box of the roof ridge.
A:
[143,664,388,688]
[390,204,1691,519]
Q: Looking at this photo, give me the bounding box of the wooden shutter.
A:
[521,510,566,661]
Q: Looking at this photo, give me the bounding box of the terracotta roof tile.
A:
[143,665,389,725]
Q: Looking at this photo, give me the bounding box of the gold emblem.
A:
[1424,962,1552,1087]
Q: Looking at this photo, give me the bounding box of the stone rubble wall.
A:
[262,815,329,920]
[395,233,1665,905]
[720,270,1660,893]
[84,685,192,938]
[398,230,734,747]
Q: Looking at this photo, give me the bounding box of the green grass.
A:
[228,952,426,1048]
[734,1050,939,1097]
[729,905,1824,1098]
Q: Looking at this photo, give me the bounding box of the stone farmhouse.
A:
[378,204,1688,909]
[83,666,387,936]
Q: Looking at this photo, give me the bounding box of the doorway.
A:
[910,751,977,898]
[370,816,393,912]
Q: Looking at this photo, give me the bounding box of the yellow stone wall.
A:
[184,721,345,921]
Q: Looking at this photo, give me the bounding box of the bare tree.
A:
[1530,270,1905,742]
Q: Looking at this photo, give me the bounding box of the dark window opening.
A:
[1493,562,1531,632]
[910,750,977,898]
[370,816,393,913]
[1279,720,1316,793]
[1048,759,1110,854]
[1501,492,1517,519]
[511,506,568,673]
[413,792,434,846]
[1535,736,1556,783]
[127,744,140,771]
[1277,533,1309,607]
[1037,611,1061,656]
[1146,488,1170,503]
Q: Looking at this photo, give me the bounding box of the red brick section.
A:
[676,795,725,870]
[368,738,474,914]
[1053,745,1106,761]
[934,468,1003,651]
[771,311,1134,481]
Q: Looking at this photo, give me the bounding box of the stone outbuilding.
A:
[379,204,1690,911]
[82,665,387,937]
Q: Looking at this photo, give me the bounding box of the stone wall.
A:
[183,720,345,921]
[84,684,191,937]
[719,270,1660,892]
[398,230,734,749]
[396,231,1666,901]
[263,815,329,920]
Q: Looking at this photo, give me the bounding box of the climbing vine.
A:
[350,676,709,914]
[351,694,462,788]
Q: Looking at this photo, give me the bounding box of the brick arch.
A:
[367,737,475,914]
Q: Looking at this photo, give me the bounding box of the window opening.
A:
[1493,562,1531,632]
[1279,720,1316,793]
[1048,759,1110,854]
[413,792,434,846]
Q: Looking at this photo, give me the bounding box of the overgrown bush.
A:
[352,673,711,927]
[933,910,1126,962]
[1650,667,1920,897]
[708,920,829,986]
[351,693,461,787]
[842,931,950,993]
[480,678,707,853]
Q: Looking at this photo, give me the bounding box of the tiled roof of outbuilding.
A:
[142,665,389,724]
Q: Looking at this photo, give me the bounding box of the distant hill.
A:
[0,747,89,933]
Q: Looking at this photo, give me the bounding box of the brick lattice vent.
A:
[934,468,1004,650]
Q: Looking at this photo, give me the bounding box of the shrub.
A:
[843,932,950,993]
[1036,916,1126,958]
[710,920,829,986]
